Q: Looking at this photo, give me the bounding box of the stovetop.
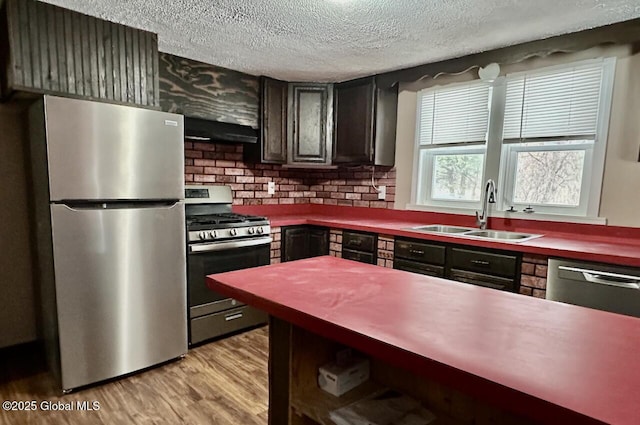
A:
[186,212,268,229]
[186,212,271,243]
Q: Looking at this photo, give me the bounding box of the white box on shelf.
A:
[318,358,370,397]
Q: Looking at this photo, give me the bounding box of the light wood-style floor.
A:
[0,326,269,425]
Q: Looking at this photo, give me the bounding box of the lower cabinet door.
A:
[342,248,376,265]
[449,269,515,292]
[282,227,310,262]
[393,258,445,277]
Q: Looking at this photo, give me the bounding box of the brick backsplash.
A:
[520,254,548,298]
[185,141,396,208]
[377,235,395,268]
[329,229,343,258]
[270,226,281,264]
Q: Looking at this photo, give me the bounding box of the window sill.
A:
[405,204,608,225]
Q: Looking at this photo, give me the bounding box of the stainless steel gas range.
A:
[185,185,270,345]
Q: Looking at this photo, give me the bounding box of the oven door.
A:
[187,237,271,319]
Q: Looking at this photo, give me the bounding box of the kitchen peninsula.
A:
[207,256,640,425]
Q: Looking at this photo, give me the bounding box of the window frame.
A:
[416,144,486,209]
[499,140,594,216]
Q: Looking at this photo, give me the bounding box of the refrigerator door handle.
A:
[558,266,640,289]
[58,201,182,211]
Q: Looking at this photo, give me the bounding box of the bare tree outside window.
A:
[513,150,585,206]
[432,154,484,201]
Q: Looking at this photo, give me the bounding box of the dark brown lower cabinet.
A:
[394,238,445,277]
[282,226,328,262]
[394,237,521,292]
[341,230,377,265]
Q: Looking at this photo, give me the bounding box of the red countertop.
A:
[234,204,640,267]
[207,256,640,425]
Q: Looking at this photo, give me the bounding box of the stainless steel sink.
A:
[407,224,542,243]
[464,230,541,242]
[411,225,475,234]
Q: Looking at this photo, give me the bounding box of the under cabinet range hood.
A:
[184,117,259,144]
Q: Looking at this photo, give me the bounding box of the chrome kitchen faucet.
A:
[476,179,496,230]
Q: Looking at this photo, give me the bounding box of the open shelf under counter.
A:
[290,380,382,425]
[285,323,527,425]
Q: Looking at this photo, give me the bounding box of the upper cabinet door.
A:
[288,83,333,165]
[333,79,375,164]
[261,77,288,163]
[333,78,398,167]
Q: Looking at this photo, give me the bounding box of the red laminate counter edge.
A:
[234,204,640,267]
[207,256,640,425]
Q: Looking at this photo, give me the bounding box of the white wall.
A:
[599,50,640,227]
[0,103,38,348]
[394,45,640,227]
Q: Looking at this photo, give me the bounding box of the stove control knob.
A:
[248,227,255,235]
[230,228,238,236]
[198,231,207,240]
[256,227,264,234]
[209,230,217,239]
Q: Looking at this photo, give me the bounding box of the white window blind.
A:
[418,82,490,145]
[503,62,604,140]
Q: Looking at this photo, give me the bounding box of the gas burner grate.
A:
[186,213,267,227]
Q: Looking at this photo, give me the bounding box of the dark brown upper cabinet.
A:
[246,77,287,163]
[287,83,333,166]
[0,0,160,107]
[333,77,398,166]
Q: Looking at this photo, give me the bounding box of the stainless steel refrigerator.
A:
[28,96,187,392]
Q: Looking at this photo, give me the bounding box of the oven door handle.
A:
[189,237,273,253]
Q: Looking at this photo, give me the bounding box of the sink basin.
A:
[407,224,542,243]
[411,225,475,234]
[464,230,542,242]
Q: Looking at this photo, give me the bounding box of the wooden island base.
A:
[269,317,531,425]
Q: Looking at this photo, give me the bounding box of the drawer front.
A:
[394,258,445,278]
[394,240,445,265]
[342,249,376,265]
[449,269,516,292]
[449,248,517,278]
[342,231,376,252]
[190,306,267,344]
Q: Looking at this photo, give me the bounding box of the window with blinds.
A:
[503,62,604,141]
[418,82,490,145]
[499,58,614,216]
[414,81,491,207]
[412,57,615,218]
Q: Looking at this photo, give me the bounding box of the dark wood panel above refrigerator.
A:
[158,53,260,129]
[0,0,160,107]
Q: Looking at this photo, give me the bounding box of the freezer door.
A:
[50,202,187,390]
[43,96,184,201]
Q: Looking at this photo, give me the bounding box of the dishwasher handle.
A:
[558,266,640,289]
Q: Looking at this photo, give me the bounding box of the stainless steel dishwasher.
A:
[547,258,640,318]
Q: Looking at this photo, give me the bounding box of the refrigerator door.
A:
[50,202,187,390]
[43,96,184,201]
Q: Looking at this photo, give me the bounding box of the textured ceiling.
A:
[40,0,640,82]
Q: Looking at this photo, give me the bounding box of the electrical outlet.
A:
[377,186,386,200]
[267,181,275,195]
